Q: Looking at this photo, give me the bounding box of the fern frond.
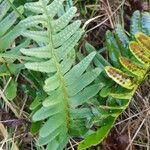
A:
[0,0,24,51]
[81,13,150,148]
[20,0,103,149]
[141,12,150,35]
[105,32,150,90]
[119,57,145,77]
[105,66,135,89]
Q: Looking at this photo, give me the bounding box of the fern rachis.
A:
[105,32,150,96]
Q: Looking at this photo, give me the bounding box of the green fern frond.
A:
[80,11,150,150]
[20,0,104,149]
[135,32,150,54]
[129,41,150,65]
[0,0,25,51]
[119,57,145,77]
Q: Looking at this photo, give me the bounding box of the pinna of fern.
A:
[101,10,150,99]
[20,0,104,149]
[131,10,150,36]
[105,32,150,95]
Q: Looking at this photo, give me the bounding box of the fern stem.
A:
[6,0,25,19]
[41,0,70,128]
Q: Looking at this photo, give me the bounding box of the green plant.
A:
[105,32,150,101]
[0,0,150,149]
[78,11,150,150]
[0,0,25,51]
[19,0,105,149]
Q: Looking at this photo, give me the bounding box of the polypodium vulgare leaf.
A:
[81,11,150,149]
[105,66,135,89]
[20,0,104,149]
[105,32,150,90]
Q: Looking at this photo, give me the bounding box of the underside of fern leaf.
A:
[20,0,103,149]
[105,32,150,93]
[80,11,150,149]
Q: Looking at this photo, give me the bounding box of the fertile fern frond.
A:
[79,11,150,150]
[80,33,150,149]
[20,0,103,149]
[105,32,150,91]
[105,32,150,88]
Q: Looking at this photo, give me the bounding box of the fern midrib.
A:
[41,0,70,129]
